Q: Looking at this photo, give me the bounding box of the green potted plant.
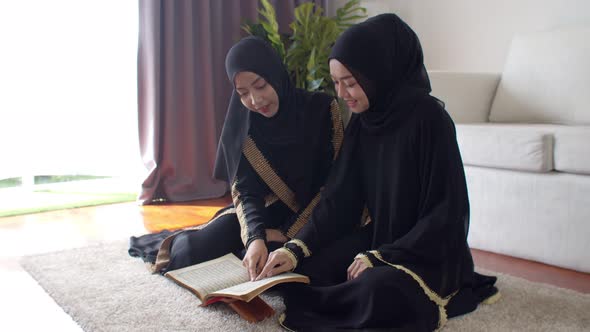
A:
[243,0,367,96]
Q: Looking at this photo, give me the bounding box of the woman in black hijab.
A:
[128,36,348,280]
[258,14,499,331]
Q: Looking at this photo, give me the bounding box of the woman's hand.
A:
[255,249,294,281]
[242,239,268,281]
[347,257,370,280]
[265,229,289,243]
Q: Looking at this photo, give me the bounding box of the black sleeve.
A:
[292,117,365,257]
[231,154,272,248]
[374,102,470,265]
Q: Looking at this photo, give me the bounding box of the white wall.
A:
[329,0,590,72]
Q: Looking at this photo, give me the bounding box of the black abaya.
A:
[279,14,498,331]
[128,37,352,274]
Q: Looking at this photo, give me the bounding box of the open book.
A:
[164,253,310,306]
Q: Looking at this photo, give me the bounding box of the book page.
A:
[212,272,309,301]
[165,253,249,298]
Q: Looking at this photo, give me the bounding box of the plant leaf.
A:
[257,0,286,59]
[309,78,324,91]
[335,0,367,31]
[244,0,367,95]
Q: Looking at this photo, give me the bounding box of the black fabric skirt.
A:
[128,210,283,274]
[281,228,498,331]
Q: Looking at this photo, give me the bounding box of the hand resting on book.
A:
[164,253,309,306]
[256,249,294,281]
[242,239,268,281]
[243,230,288,281]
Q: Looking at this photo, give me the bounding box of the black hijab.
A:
[329,13,432,134]
[214,36,332,204]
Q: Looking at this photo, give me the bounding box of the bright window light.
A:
[0,0,143,182]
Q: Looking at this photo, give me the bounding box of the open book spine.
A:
[202,296,225,306]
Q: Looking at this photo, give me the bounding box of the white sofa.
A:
[429,23,590,273]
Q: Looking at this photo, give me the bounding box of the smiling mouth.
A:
[257,105,270,113]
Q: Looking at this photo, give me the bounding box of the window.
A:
[0,0,142,183]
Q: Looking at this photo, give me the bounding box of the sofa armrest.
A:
[428,71,501,123]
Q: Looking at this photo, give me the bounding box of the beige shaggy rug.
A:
[20,241,590,332]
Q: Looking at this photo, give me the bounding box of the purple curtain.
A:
[137,0,328,204]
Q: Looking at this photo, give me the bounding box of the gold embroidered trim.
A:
[231,181,250,246]
[329,99,344,160]
[354,253,374,268]
[286,191,322,238]
[242,136,300,212]
[282,101,344,240]
[276,247,298,270]
[288,239,312,257]
[150,207,237,273]
[278,313,296,332]
[482,291,501,305]
[370,250,456,330]
[150,235,175,273]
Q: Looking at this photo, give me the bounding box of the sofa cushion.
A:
[552,126,590,175]
[456,124,553,172]
[488,24,590,125]
[428,71,500,123]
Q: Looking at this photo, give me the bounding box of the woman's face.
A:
[234,71,279,118]
[329,59,369,113]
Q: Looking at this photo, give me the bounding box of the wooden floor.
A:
[1,197,589,330]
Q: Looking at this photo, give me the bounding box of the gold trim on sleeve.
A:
[276,247,298,271]
[288,239,312,257]
[354,253,374,268]
[231,181,250,246]
[370,250,456,330]
[330,99,344,159]
[242,136,300,213]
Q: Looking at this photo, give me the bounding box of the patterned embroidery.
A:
[330,99,344,159]
[276,247,298,270]
[242,136,300,212]
[286,191,322,238]
[239,100,344,246]
[370,250,456,330]
[150,207,236,273]
[231,181,250,246]
[286,100,344,237]
[288,239,312,257]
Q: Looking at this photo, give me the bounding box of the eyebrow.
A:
[331,75,354,81]
[236,76,263,90]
